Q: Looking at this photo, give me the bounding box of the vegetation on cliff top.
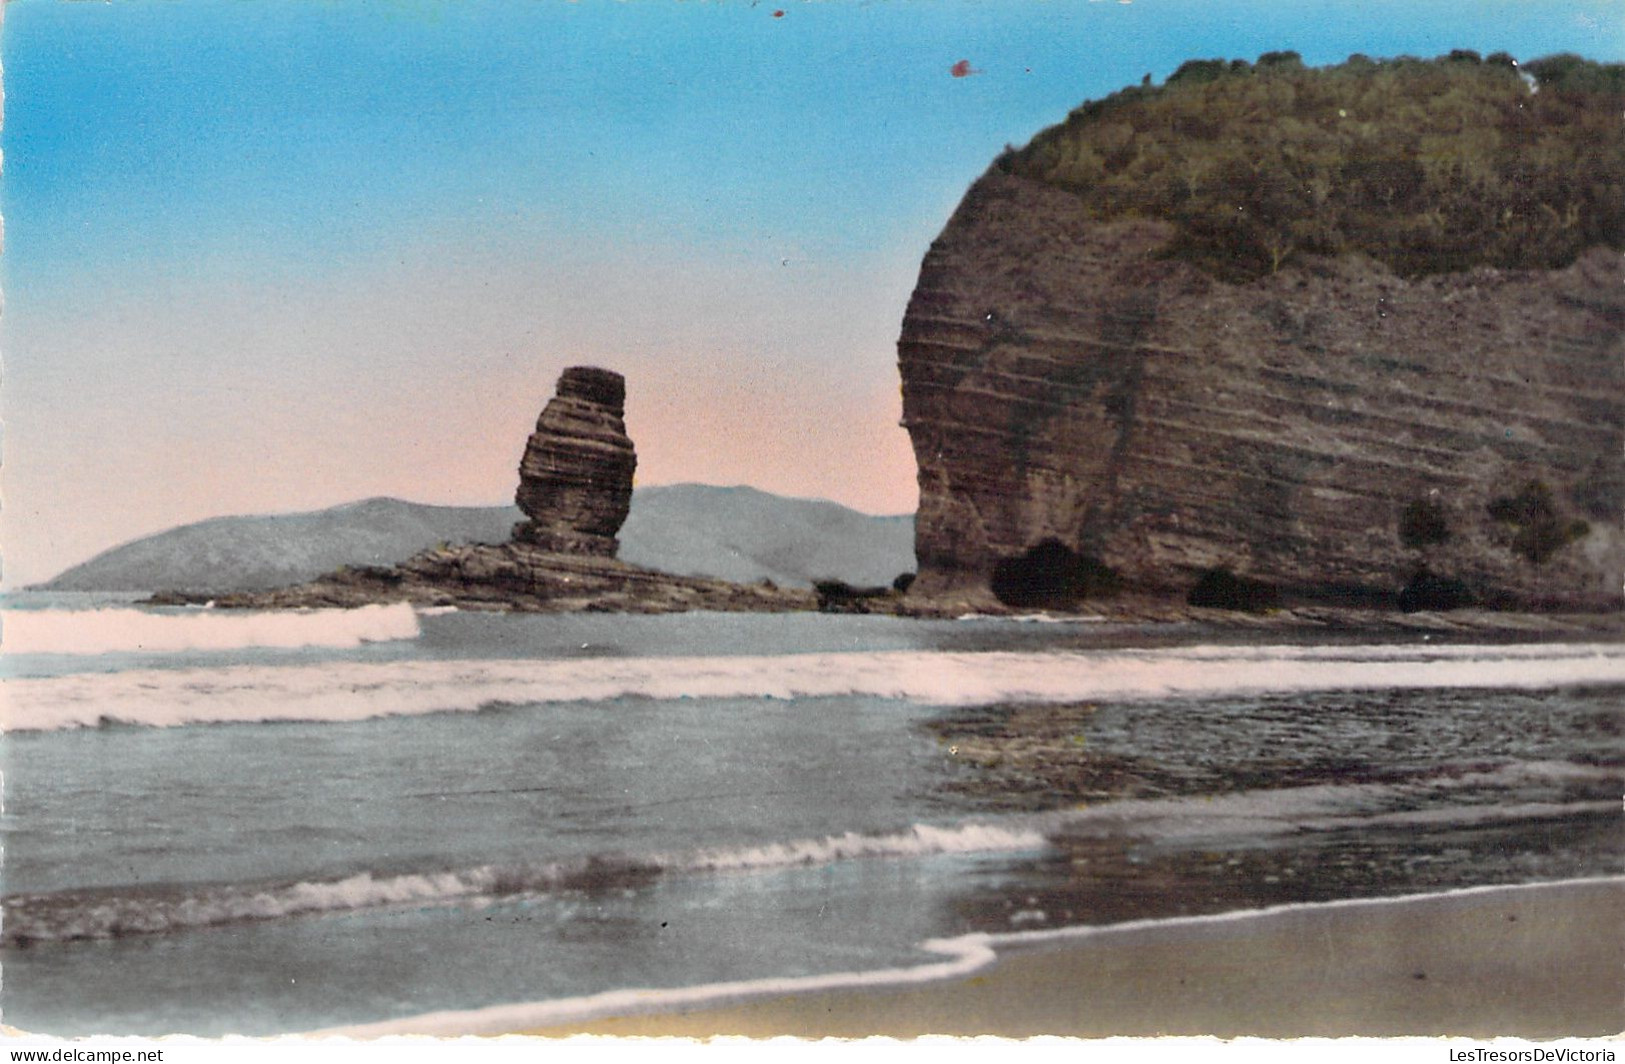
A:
[998,51,1624,281]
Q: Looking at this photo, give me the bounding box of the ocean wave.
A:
[1043,762,1622,843]
[682,821,1050,873]
[2,868,499,945]
[7,769,1612,947]
[5,641,1623,732]
[0,820,1047,946]
[0,603,420,657]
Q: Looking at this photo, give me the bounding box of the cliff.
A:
[899,55,1623,611]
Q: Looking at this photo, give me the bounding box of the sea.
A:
[2,590,1621,1036]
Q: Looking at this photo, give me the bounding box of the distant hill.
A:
[37,498,521,594]
[37,486,916,594]
[618,484,915,589]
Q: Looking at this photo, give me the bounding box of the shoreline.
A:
[321,877,1625,1040]
[524,877,1625,1040]
[125,590,1625,642]
[122,552,1622,638]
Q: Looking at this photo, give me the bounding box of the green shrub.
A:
[1525,52,1625,92]
[1486,480,1592,565]
[1167,59,1229,86]
[1397,567,1476,611]
[998,51,1624,282]
[1398,497,1451,548]
[1256,50,1304,69]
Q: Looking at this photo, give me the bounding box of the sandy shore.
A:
[517,879,1624,1040]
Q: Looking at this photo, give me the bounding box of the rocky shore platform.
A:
[149,540,817,614]
[150,554,1624,636]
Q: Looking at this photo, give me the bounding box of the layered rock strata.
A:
[512,367,637,556]
[899,171,1624,610]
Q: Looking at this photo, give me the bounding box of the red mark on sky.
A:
[950,59,981,78]
[772,9,785,17]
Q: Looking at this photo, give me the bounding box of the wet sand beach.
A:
[519,878,1624,1040]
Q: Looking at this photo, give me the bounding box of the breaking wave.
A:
[5,641,1623,732]
[7,762,1611,947]
[683,821,1049,873]
[1,820,1048,946]
[1,603,420,657]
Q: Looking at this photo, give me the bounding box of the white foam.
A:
[0,603,420,657]
[681,821,1050,873]
[7,870,476,944]
[319,875,1625,1036]
[3,867,505,944]
[6,641,1622,732]
[1160,642,1619,663]
[317,933,1000,1037]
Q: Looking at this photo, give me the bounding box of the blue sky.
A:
[4,0,1622,586]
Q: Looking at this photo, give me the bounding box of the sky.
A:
[3,0,1622,587]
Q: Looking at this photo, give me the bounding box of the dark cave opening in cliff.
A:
[989,539,1121,610]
